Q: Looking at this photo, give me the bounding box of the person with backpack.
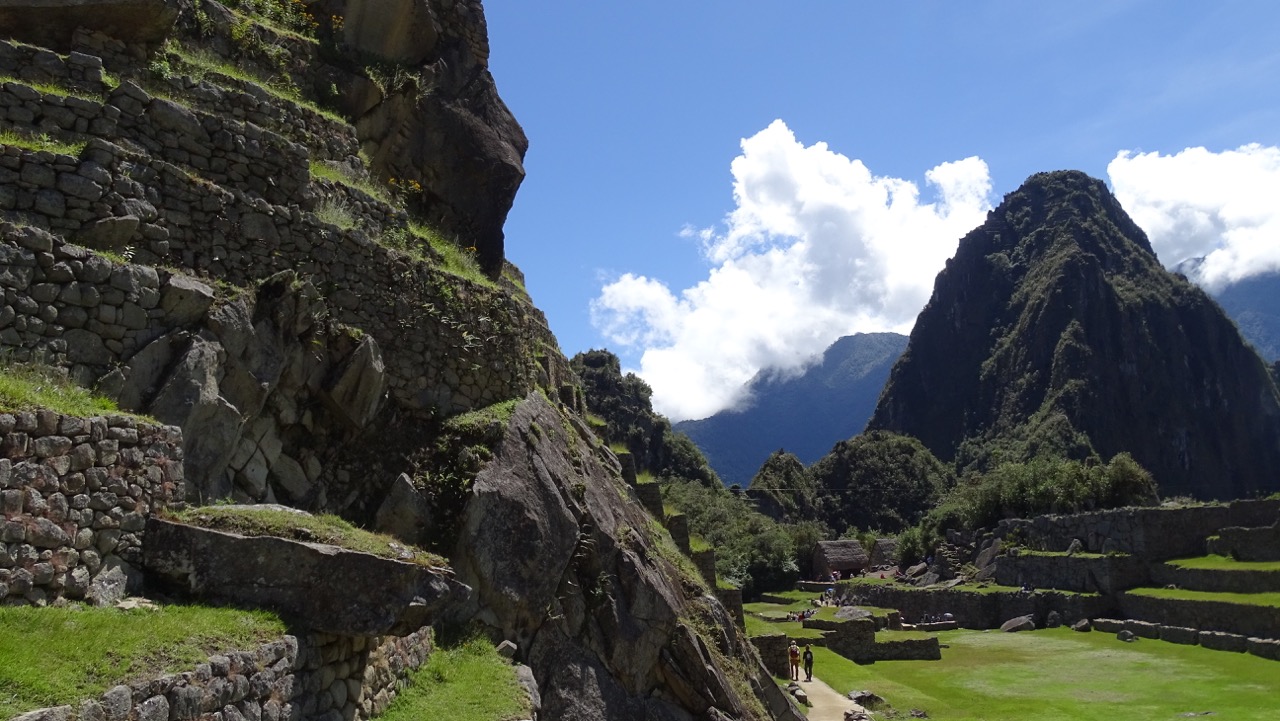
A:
[787,641,801,681]
[802,644,814,682]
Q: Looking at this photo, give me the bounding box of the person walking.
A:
[802,644,814,682]
[788,641,801,681]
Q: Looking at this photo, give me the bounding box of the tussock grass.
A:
[380,632,530,721]
[170,45,340,123]
[405,222,494,289]
[314,198,357,230]
[0,361,120,416]
[0,604,285,718]
[171,505,447,568]
[308,160,392,204]
[0,128,86,157]
[812,627,1280,720]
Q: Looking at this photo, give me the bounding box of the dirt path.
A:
[796,676,859,721]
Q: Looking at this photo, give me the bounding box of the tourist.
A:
[788,641,801,681]
[802,644,814,682]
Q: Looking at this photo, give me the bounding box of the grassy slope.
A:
[379,635,529,721]
[814,627,1280,721]
[0,605,285,718]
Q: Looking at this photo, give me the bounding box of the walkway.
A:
[796,676,861,721]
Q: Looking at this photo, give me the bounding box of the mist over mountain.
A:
[867,170,1280,500]
[674,332,907,486]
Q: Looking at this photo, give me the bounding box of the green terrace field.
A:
[1166,554,1280,572]
[744,590,900,640]
[0,604,286,718]
[813,627,1280,721]
[1124,586,1280,608]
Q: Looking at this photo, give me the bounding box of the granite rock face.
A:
[452,393,803,721]
[336,0,527,277]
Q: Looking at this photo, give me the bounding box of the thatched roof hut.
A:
[812,539,869,579]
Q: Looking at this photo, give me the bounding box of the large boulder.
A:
[1000,614,1035,633]
[143,515,467,636]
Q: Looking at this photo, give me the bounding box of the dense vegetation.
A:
[571,350,719,487]
[867,171,1280,500]
[573,349,826,595]
[751,432,955,536]
[896,453,1157,564]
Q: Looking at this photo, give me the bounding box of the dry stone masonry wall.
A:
[11,626,436,721]
[995,499,1280,560]
[0,65,549,415]
[0,409,182,607]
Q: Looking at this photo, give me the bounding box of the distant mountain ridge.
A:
[675,332,907,486]
[1211,272,1280,363]
[867,170,1280,499]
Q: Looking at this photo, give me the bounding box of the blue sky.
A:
[486,1,1280,420]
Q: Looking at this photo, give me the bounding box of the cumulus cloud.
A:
[591,120,992,421]
[1108,144,1280,290]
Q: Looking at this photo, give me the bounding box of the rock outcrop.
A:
[453,392,802,721]
[868,170,1280,499]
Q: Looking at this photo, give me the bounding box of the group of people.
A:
[785,607,818,622]
[917,612,954,624]
[787,641,814,682]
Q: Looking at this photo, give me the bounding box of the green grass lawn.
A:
[743,614,825,640]
[811,627,1280,721]
[0,604,285,718]
[379,633,530,721]
[1166,554,1280,572]
[1125,586,1280,608]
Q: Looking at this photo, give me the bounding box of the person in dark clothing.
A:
[802,644,814,682]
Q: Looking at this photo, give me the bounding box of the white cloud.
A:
[1108,144,1280,290]
[591,120,992,421]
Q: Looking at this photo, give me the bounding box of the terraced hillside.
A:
[0,3,802,720]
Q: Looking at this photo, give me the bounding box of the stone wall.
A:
[0,66,553,418]
[1149,563,1280,594]
[994,551,1149,594]
[996,500,1280,561]
[0,409,182,606]
[838,583,1114,630]
[1117,592,1280,640]
[751,633,791,679]
[1207,520,1280,562]
[0,39,108,97]
[692,548,716,587]
[715,586,744,629]
[12,626,437,721]
[664,512,690,555]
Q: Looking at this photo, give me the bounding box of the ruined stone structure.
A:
[0,1,798,719]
